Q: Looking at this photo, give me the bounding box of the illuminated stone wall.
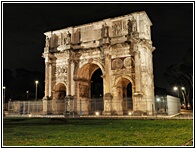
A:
[42,11,155,115]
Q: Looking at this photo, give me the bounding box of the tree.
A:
[164,47,193,109]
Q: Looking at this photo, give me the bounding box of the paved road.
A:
[181,109,193,114]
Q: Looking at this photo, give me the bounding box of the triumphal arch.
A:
[42,11,155,116]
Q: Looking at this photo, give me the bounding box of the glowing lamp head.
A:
[173,86,178,91]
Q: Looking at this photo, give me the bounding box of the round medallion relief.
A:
[124,57,132,68]
[112,58,123,69]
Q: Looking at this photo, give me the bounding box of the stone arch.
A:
[113,76,135,115]
[79,61,105,77]
[76,62,104,115]
[114,75,135,87]
[53,83,66,100]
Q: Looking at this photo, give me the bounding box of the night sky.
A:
[3,2,193,90]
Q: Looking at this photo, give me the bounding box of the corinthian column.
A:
[44,58,50,98]
[134,48,142,94]
[42,55,52,114]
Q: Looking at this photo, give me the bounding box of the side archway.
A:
[113,76,135,115]
[52,83,66,114]
[53,83,66,100]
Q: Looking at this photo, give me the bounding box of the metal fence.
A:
[8,100,43,115]
[6,97,180,116]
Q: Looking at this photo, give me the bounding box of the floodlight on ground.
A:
[128,111,132,115]
[95,111,99,116]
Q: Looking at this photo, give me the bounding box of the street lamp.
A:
[173,86,179,98]
[35,81,39,100]
[26,91,29,100]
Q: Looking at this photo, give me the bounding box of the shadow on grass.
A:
[3,117,112,126]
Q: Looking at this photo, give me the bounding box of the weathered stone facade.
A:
[42,11,155,115]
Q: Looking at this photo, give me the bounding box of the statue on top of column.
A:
[45,36,50,47]
[66,31,71,45]
[128,16,137,34]
[132,17,137,32]
[127,16,138,41]
[101,23,109,38]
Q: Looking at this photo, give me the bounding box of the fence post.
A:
[152,104,154,116]
[80,99,82,115]
[73,98,74,117]
[23,101,25,114]
[28,101,30,114]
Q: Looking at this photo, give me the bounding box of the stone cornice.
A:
[131,38,155,52]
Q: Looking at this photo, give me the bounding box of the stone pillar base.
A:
[103,93,113,116]
[117,111,123,115]
[42,96,52,115]
[102,111,112,115]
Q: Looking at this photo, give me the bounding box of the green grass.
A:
[3,117,193,146]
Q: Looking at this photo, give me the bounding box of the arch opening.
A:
[124,82,133,114]
[54,83,66,100]
[115,77,133,115]
[77,63,104,115]
[90,68,104,114]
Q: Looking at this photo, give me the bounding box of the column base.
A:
[42,96,52,115]
[102,111,112,115]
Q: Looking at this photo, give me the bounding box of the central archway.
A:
[77,63,104,115]
[90,68,103,114]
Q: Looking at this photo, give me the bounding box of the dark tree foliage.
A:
[3,68,45,101]
[164,47,193,109]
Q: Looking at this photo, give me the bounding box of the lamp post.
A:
[26,91,29,100]
[3,86,6,108]
[181,87,186,107]
[35,81,39,100]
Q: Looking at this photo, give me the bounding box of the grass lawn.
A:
[3,117,193,146]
